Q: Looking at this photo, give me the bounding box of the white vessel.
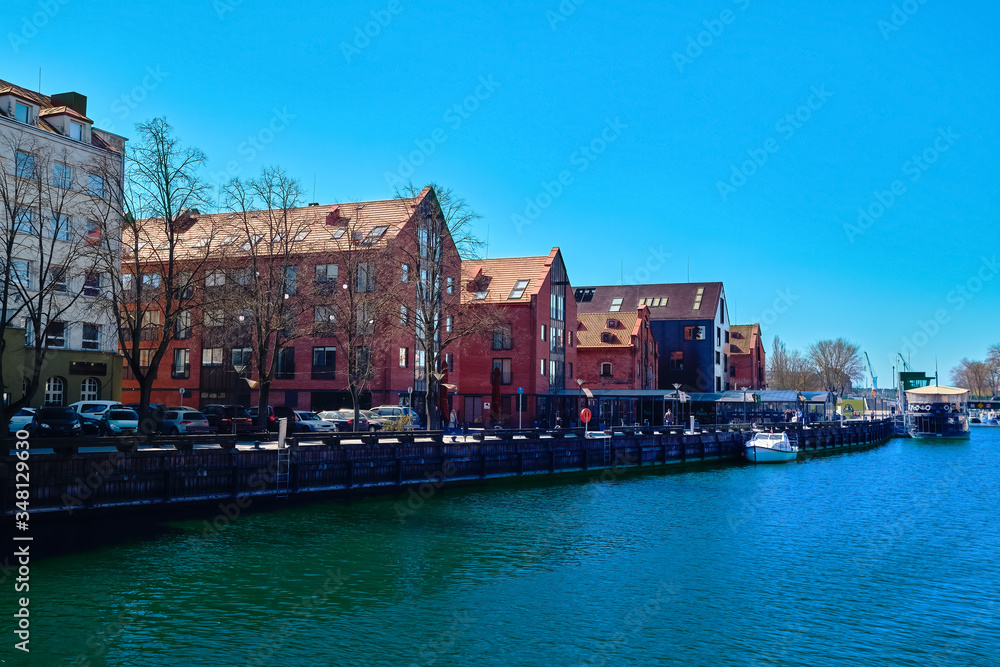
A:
[745,431,798,463]
[905,385,970,439]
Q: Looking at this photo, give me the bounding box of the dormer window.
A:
[70,122,83,141]
[14,102,30,124]
[508,279,529,300]
[606,319,619,328]
[601,332,616,344]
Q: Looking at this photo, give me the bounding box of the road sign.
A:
[483,402,491,410]
[517,386,524,394]
[580,408,592,423]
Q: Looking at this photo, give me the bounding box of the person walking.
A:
[664,409,673,426]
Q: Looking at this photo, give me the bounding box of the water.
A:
[8,431,1000,666]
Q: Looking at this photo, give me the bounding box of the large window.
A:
[13,208,33,234]
[15,151,34,179]
[312,346,336,379]
[11,259,31,289]
[276,347,295,379]
[399,347,409,368]
[232,348,252,368]
[600,362,613,377]
[82,323,100,350]
[205,309,224,328]
[508,279,529,300]
[315,264,338,284]
[70,122,83,141]
[172,348,190,378]
[44,377,65,406]
[492,325,512,351]
[550,293,565,321]
[46,321,66,348]
[83,271,101,298]
[202,348,223,366]
[48,214,70,241]
[48,266,68,293]
[283,265,297,295]
[88,173,105,198]
[53,162,72,189]
[205,270,226,287]
[175,311,192,339]
[356,262,374,292]
[493,359,512,385]
[14,103,30,124]
[684,326,706,341]
[80,377,100,401]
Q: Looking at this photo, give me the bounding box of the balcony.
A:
[171,363,190,379]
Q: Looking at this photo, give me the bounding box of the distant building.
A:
[459,248,576,426]
[0,77,126,407]
[574,282,730,392]
[729,323,766,390]
[576,305,658,391]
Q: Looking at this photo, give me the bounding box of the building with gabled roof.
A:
[458,248,576,427]
[728,323,765,390]
[576,306,658,391]
[573,282,730,392]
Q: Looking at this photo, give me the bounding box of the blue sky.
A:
[2,0,997,385]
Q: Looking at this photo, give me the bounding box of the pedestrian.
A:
[796,409,803,423]
[664,409,673,426]
[555,415,563,429]
[449,409,458,431]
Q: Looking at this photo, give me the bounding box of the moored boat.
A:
[904,385,970,439]
[745,431,798,462]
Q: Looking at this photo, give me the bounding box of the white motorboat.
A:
[745,431,798,463]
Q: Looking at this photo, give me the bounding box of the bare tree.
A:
[92,118,213,419]
[808,338,863,396]
[220,167,313,431]
[987,344,1000,397]
[0,130,102,428]
[392,182,500,430]
[766,336,816,391]
[950,358,990,397]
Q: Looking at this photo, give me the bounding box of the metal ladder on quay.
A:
[603,437,612,467]
[276,441,290,498]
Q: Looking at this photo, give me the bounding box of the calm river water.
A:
[8,430,1000,666]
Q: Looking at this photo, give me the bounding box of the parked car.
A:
[7,408,35,435]
[202,404,255,434]
[361,409,386,431]
[99,409,140,436]
[248,405,316,432]
[293,411,338,433]
[124,403,167,414]
[30,407,84,438]
[69,400,122,419]
[318,409,369,432]
[160,410,212,435]
[369,405,421,428]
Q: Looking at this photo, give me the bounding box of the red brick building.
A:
[729,323,766,390]
[122,187,462,416]
[576,305,658,391]
[457,248,576,427]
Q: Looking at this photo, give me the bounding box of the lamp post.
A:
[673,383,681,427]
[741,386,748,424]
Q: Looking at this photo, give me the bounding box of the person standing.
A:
[664,409,673,426]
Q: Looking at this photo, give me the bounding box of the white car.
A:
[7,408,35,434]
[294,411,338,433]
[68,400,123,418]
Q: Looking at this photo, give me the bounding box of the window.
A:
[205,309,224,327]
[48,266,68,293]
[574,288,595,302]
[364,226,388,244]
[607,319,619,329]
[234,268,252,286]
[719,299,725,323]
[446,277,454,294]
[725,330,730,343]
[70,122,83,141]
[13,207,33,234]
[551,327,563,352]
[315,264,338,284]
[312,347,336,373]
[567,330,573,347]
[142,272,161,288]
[138,349,152,368]
[48,214,70,241]
[54,163,72,189]
[493,359,512,385]
[83,271,101,298]
[140,311,161,339]
[221,235,238,246]
[541,324,547,342]
[550,360,560,384]
[473,290,489,300]
[80,377,100,401]
[684,326,706,341]
[724,353,728,368]
[445,316,453,333]
[401,264,409,283]
[330,228,346,240]
[493,325,512,350]
[15,151,34,179]
[399,347,409,368]
[44,377,65,406]
[601,362,613,377]
[509,279,529,300]
[202,348,223,366]
[355,346,372,374]
[82,323,100,350]
[600,332,616,344]
[87,173,105,198]
[716,376,722,391]
[550,293,565,320]
[569,362,573,378]
[541,359,546,376]
[14,102,30,124]
[639,297,667,307]
[46,321,66,348]
[241,234,263,250]
[693,287,704,310]
[205,270,226,287]
[232,348,252,368]
[445,352,454,372]
[276,347,295,379]
[400,305,409,326]
[670,351,683,370]
[192,237,210,248]
[610,298,623,312]
[716,351,721,364]
[292,230,309,243]
[84,220,101,243]
[356,262,374,292]
[176,311,192,339]
[283,265,297,294]
[172,348,190,378]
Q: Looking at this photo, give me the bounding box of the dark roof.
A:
[574,283,724,321]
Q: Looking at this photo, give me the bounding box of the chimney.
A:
[50,92,87,117]
[325,206,342,225]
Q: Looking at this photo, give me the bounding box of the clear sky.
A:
[2,0,997,385]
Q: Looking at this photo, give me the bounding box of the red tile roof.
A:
[729,323,761,356]
[460,248,560,305]
[39,105,93,123]
[576,311,639,348]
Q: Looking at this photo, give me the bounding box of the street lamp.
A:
[741,386,748,424]
[672,383,681,427]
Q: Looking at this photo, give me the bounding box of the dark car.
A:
[30,407,84,438]
[248,405,308,432]
[201,404,255,434]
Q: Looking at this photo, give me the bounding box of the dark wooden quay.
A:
[2,420,893,519]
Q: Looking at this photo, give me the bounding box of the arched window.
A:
[80,377,100,401]
[44,376,65,406]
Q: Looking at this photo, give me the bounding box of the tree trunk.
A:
[350,385,361,432]
[257,381,271,433]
